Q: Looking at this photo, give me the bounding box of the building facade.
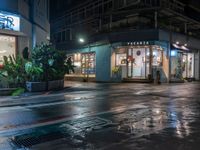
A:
[0,0,50,64]
[51,0,200,82]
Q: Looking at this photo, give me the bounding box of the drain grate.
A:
[10,131,70,148]
[10,117,112,149]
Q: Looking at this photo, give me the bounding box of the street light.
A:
[79,38,85,43]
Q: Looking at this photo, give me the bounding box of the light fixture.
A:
[184,43,187,47]
[79,38,85,43]
[176,41,179,45]
[171,50,176,56]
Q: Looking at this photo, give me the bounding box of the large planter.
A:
[26,81,46,92]
[0,88,17,96]
[48,79,64,90]
[26,79,64,92]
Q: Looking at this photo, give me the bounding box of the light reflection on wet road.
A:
[0,82,200,149]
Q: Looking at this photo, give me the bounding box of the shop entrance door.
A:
[127,48,148,79]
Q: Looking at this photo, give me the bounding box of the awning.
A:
[172,44,189,51]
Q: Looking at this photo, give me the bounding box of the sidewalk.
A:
[0,81,99,107]
[1,81,199,107]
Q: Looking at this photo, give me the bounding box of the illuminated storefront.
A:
[114,42,164,80]
[65,28,200,82]
[0,12,20,31]
[0,1,50,63]
[67,52,96,77]
[0,35,16,64]
[0,11,19,65]
[171,49,194,80]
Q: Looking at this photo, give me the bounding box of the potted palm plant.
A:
[25,43,74,92]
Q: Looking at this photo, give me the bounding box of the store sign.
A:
[0,12,20,31]
[127,41,150,46]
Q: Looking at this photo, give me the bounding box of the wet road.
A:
[0,82,200,150]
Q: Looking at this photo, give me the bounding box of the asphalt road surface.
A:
[0,81,200,150]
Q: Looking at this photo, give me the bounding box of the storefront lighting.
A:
[74,62,81,67]
[171,50,176,56]
[0,50,6,54]
[0,12,20,31]
[181,46,189,51]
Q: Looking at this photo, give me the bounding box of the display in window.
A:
[0,35,16,63]
[81,53,96,75]
[152,49,163,66]
[121,59,126,64]
[116,53,126,66]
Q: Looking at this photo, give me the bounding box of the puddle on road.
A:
[115,108,171,136]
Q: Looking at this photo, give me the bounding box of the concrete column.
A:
[150,46,153,79]
[154,11,158,29]
[109,14,112,30]
[99,16,102,31]
[184,23,187,34]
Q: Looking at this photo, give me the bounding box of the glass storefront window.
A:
[67,52,96,77]
[187,53,194,78]
[81,53,96,75]
[171,51,183,79]
[73,53,81,74]
[182,53,194,78]
[0,35,16,65]
[152,48,163,66]
[171,50,194,80]
[115,45,164,79]
[116,53,126,66]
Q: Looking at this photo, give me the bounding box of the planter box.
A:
[26,80,64,92]
[26,81,46,92]
[48,80,64,90]
[0,88,17,96]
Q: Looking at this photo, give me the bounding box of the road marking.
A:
[0,97,94,113]
[0,106,30,113]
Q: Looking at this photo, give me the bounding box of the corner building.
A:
[0,0,50,63]
[51,0,200,82]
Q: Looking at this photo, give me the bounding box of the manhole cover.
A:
[66,117,112,130]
